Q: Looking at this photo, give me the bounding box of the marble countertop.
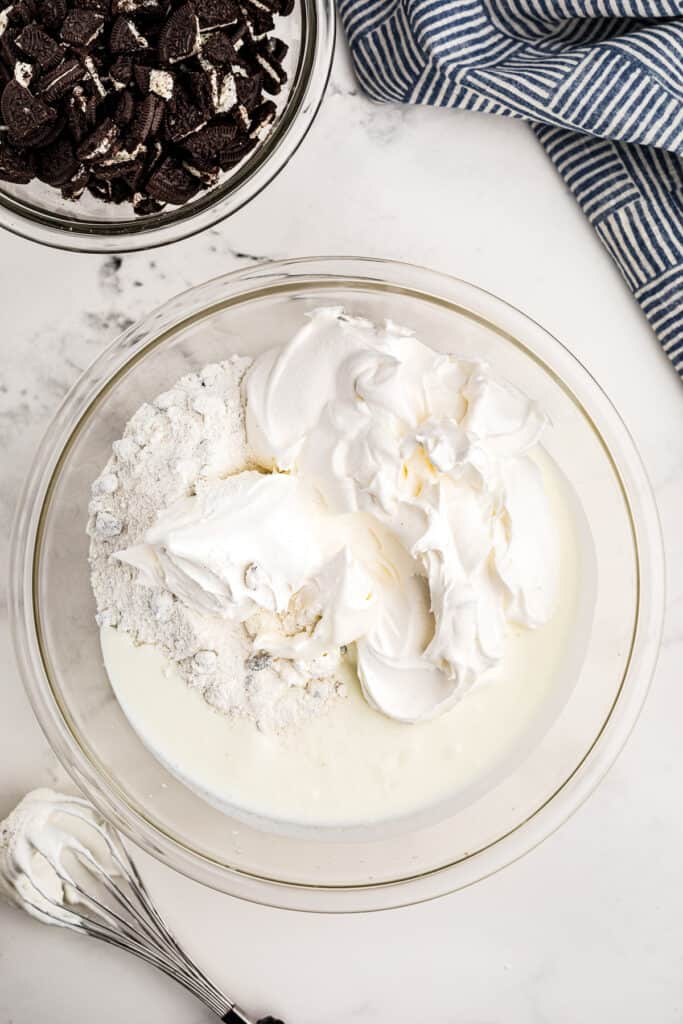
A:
[2,35,683,1024]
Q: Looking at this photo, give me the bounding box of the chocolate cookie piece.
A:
[94,140,144,178]
[18,108,63,145]
[119,160,143,190]
[109,54,132,86]
[132,187,162,213]
[60,9,105,46]
[178,119,219,168]
[39,0,68,31]
[234,68,260,109]
[11,1,36,30]
[35,133,79,183]
[113,84,134,123]
[75,0,110,13]
[87,174,111,200]
[60,162,88,198]
[181,156,216,185]
[109,14,149,53]
[75,114,118,159]
[15,25,63,69]
[142,133,162,171]
[132,60,149,89]
[200,29,237,66]
[252,44,285,94]
[38,57,83,101]
[0,25,21,69]
[226,19,247,47]
[1,79,56,143]
[194,0,239,28]
[163,82,203,140]
[129,90,163,139]
[145,154,198,202]
[267,35,287,62]
[157,2,198,63]
[0,137,34,181]
[186,65,213,115]
[217,127,253,167]
[181,119,252,170]
[249,96,274,138]
[243,3,274,35]
[107,173,129,200]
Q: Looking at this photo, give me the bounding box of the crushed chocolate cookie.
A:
[39,56,84,101]
[146,153,199,202]
[1,80,56,143]
[15,25,63,69]
[158,2,199,63]
[0,0,293,213]
[60,9,104,46]
[35,133,80,183]
[109,15,150,54]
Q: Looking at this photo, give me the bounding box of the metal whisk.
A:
[1,791,283,1024]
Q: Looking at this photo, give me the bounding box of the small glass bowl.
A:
[10,257,665,911]
[0,0,334,253]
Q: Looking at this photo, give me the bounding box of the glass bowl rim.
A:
[0,0,335,254]
[9,256,666,912]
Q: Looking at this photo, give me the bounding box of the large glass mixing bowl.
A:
[10,257,664,911]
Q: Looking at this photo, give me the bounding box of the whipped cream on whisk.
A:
[119,308,558,722]
[0,789,123,926]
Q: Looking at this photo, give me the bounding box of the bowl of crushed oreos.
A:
[0,0,333,250]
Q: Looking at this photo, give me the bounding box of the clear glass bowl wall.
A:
[10,258,664,911]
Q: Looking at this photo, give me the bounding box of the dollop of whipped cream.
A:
[0,789,123,925]
[120,308,558,722]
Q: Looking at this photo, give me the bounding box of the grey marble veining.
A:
[1,38,683,1024]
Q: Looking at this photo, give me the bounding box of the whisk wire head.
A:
[2,791,244,1021]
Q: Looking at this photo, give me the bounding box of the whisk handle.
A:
[221,1009,285,1024]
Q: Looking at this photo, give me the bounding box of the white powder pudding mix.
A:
[88,308,588,830]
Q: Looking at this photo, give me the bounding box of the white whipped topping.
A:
[119,308,558,722]
[119,471,331,619]
[0,789,123,926]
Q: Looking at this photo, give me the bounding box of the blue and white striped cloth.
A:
[339,0,683,377]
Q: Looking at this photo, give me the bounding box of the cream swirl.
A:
[120,308,558,722]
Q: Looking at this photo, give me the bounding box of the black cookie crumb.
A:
[245,651,272,672]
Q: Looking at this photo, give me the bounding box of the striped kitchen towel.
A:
[339,0,683,377]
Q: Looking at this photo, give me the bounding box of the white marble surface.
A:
[2,36,683,1024]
